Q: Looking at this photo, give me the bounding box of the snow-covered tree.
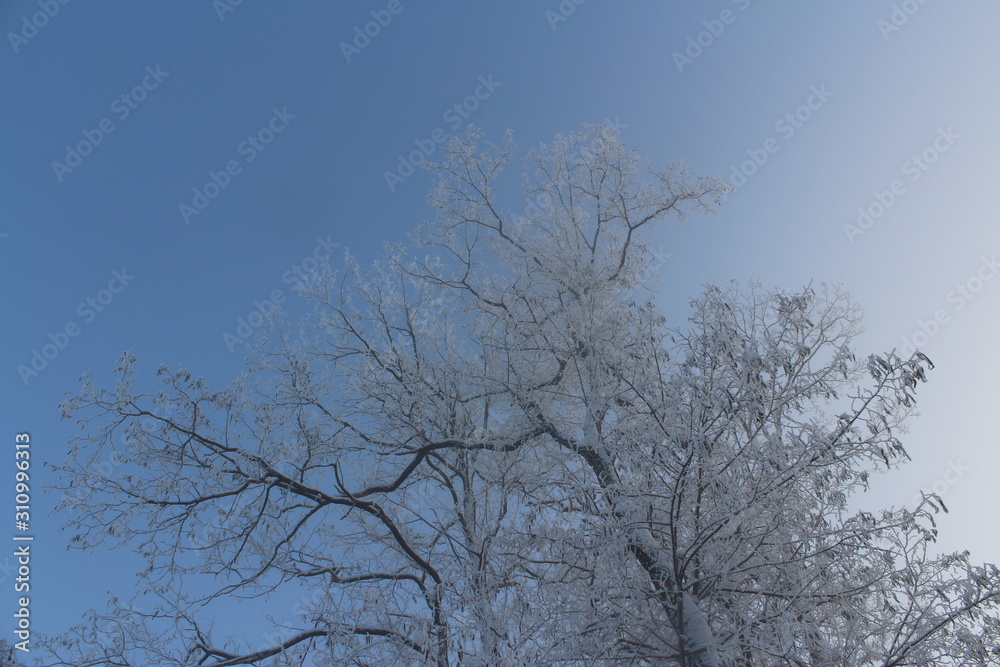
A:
[50,125,1000,666]
[0,640,26,667]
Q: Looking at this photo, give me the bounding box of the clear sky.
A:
[3,1,1000,659]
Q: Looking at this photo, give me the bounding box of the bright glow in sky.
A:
[2,0,999,657]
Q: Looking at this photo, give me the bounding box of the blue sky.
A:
[3,0,1000,659]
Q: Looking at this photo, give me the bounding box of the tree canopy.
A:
[50,125,1000,666]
